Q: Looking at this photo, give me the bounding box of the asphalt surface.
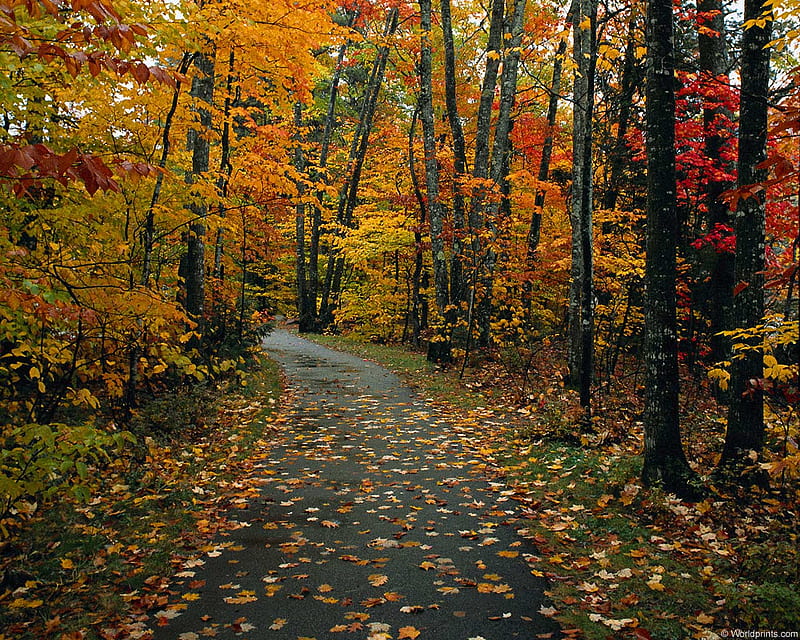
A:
[151,329,561,640]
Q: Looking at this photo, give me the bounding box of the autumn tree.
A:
[568,0,596,412]
[641,0,699,496]
[720,0,773,473]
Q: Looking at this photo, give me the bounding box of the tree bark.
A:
[720,0,772,470]
[697,0,735,361]
[142,52,193,288]
[440,0,468,307]
[475,0,528,347]
[418,0,450,315]
[601,12,644,212]
[568,0,596,412]
[182,46,215,336]
[642,0,699,497]
[526,35,568,267]
[294,102,314,331]
[318,8,399,327]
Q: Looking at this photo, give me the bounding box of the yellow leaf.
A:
[398,626,421,639]
[60,558,75,570]
[368,574,389,587]
[182,593,201,601]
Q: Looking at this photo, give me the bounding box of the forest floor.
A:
[0,326,797,640]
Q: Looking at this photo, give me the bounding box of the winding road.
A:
[152,329,561,640]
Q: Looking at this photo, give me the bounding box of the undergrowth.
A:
[0,353,282,640]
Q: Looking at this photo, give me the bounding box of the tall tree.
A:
[642,0,699,496]
[568,0,596,411]
[181,47,215,335]
[697,0,735,361]
[418,0,450,316]
[470,0,527,348]
[720,0,773,472]
[440,0,468,308]
[318,7,400,327]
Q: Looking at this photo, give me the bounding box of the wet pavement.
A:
[151,329,561,640]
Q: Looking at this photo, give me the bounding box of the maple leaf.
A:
[398,626,421,639]
[400,605,424,614]
[368,574,389,587]
[269,618,287,630]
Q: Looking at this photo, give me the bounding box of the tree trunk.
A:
[720,0,772,471]
[294,102,315,332]
[418,0,450,315]
[318,8,399,327]
[526,35,568,268]
[698,0,735,362]
[642,0,699,497]
[440,0,468,307]
[142,52,193,288]
[213,48,236,281]
[568,0,596,412]
[601,12,644,212]
[182,47,215,336]
[475,0,528,347]
[408,107,428,347]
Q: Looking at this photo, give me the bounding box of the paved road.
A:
[152,330,561,640]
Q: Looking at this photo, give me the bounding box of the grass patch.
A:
[0,353,282,640]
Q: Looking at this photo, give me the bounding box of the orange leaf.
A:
[398,626,421,639]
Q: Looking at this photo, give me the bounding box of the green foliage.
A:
[0,421,134,535]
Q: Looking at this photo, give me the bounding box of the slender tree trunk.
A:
[419,0,450,315]
[642,0,698,497]
[213,49,236,281]
[601,12,644,212]
[720,0,772,471]
[526,36,568,268]
[319,8,399,327]
[306,19,356,331]
[475,0,528,347]
[182,46,216,337]
[568,0,596,411]
[696,0,736,362]
[142,53,193,288]
[408,108,427,347]
[294,102,315,331]
[440,0,468,307]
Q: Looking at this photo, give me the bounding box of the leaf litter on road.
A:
[147,331,561,639]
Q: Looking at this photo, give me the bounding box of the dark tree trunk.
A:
[440,0,468,308]
[642,0,699,497]
[408,107,428,347]
[601,13,644,212]
[318,8,399,327]
[526,35,568,268]
[720,0,772,471]
[419,0,450,315]
[474,0,528,347]
[142,53,193,288]
[698,0,735,361]
[182,47,215,336]
[213,48,236,281]
[568,0,596,412]
[294,102,315,332]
